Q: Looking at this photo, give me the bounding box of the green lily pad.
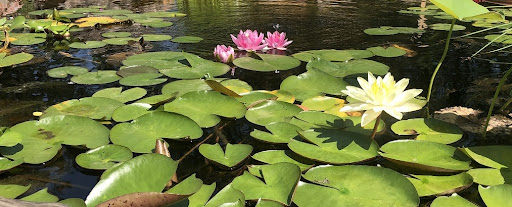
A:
[41,97,124,120]
[85,154,177,207]
[119,73,167,86]
[8,33,46,46]
[162,79,252,97]
[110,111,202,153]
[364,26,425,36]
[171,36,203,43]
[245,100,303,126]
[164,91,247,128]
[92,9,133,16]
[112,103,152,122]
[69,41,107,49]
[199,143,253,168]
[280,68,347,101]
[58,198,86,207]
[460,146,512,169]
[255,199,283,207]
[479,184,512,207]
[159,53,230,79]
[29,9,52,16]
[173,183,216,207]
[250,122,301,143]
[467,168,512,185]
[252,150,314,171]
[292,49,374,62]
[92,87,147,103]
[142,34,172,41]
[231,163,301,205]
[118,65,159,77]
[21,188,58,203]
[102,32,131,38]
[122,51,185,70]
[145,11,187,18]
[233,53,301,72]
[0,52,34,68]
[133,17,164,24]
[135,93,176,105]
[102,37,139,45]
[76,145,133,170]
[71,70,121,84]
[236,91,277,107]
[430,194,478,207]
[165,174,203,195]
[301,96,346,116]
[430,0,489,20]
[296,165,419,207]
[407,173,473,197]
[306,58,389,78]
[204,184,244,207]
[289,128,379,164]
[391,118,463,144]
[366,46,407,57]
[0,184,30,199]
[484,34,512,44]
[431,23,466,31]
[47,66,88,78]
[379,140,472,172]
[0,115,110,164]
[0,157,23,172]
[288,111,345,130]
[141,21,173,28]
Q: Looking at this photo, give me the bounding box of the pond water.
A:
[0,0,510,206]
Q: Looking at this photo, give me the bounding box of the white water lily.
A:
[340,72,423,127]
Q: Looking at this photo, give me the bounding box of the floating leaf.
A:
[431,23,466,31]
[250,122,301,143]
[164,91,246,128]
[232,163,301,205]
[205,79,242,97]
[296,165,419,207]
[364,26,425,36]
[112,103,152,122]
[379,140,472,172]
[204,184,244,207]
[0,52,34,67]
[0,157,23,172]
[47,66,88,78]
[119,73,167,86]
[118,65,159,77]
[102,32,131,38]
[0,115,110,164]
[479,184,512,207]
[21,188,58,203]
[173,183,216,207]
[292,49,374,62]
[71,70,121,84]
[280,68,347,101]
[366,46,407,57]
[75,16,127,27]
[159,53,230,79]
[58,198,86,207]
[245,100,303,126]
[467,168,512,186]
[76,145,133,170]
[122,51,185,69]
[145,11,187,18]
[460,146,512,169]
[233,53,301,72]
[69,41,107,49]
[141,21,173,28]
[110,111,202,153]
[430,194,478,207]
[142,34,172,41]
[171,36,203,43]
[199,143,253,168]
[306,58,389,78]
[92,87,147,103]
[391,118,463,144]
[301,96,347,116]
[8,33,46,45]
[256,199,283,207]
[0,184,30,199]
[102,37,139,45]
[252,150,314,171]
[430,0,489,20]
[135,93,176,105]
[92,9,133,16]
[41,97,124,120]
[407,173,473,197]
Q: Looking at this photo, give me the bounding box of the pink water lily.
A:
[230,29,266,51]
[214,45,235,63]
[264,31,292,50]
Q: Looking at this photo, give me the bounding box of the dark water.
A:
[0,0,509,203]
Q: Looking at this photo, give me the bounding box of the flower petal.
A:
[361,110,381,127]
[394,103,423,113]
[384,108,403,120]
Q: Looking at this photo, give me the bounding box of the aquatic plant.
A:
[264,31,292,50]
[213,45,235,63]
[230,29,266,51]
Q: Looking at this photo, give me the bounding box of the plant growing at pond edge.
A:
[340,72,423,139]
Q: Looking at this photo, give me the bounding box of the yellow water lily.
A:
[340,72,423,127]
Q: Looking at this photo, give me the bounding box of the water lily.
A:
[340,72,423,128]
[230,29,266,51]
[213,45,235,63]
[264,31,292,50]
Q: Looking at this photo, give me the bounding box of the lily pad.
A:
[0,184,30,199]
[233,53,301,72]
[366,46,407,57]
[102,37,139,45]
[364,26,425,36]
[173,183,216,207]
[460,146,512,169]
[85,154,178,207]
[110,111,202,153]
[289,128,379,164]
[112,103,152,122]
[0,52,34,67]
[204,184,244,207]
[92,9,133,16]
[391,118,463,144]
[252,150,314,171]
[306,58,389,78]
[467,168,512,185]
[280,68,347,101]
[69,41,107,49]
[431,23,466,31]
[0,115,110,164]
[8,33,46,46]
[159,53,230,79]
[301,96,347,117]
[117,65,159,77]
[122,51,185,70]
[71,70,121,84]
[296,165,419,207]
[92,87,147,103]
[250,122,302,143]
[102,32,131,38]
[0,157,23,172]
[21,188,58,203]
[47,66,89,78]
[142,34,172,41]
[171,36,203,43]
[58,198,87,207]
[135,93,176,105]
[479,184,512,207]
[430,0,489,20]
[379,140,472,172]
[407,173,473,197]
[164,91,246,128]
[119,73,167,86]
[41,97,124,120]
[256,199,283,207]
[231,163,301,205]
[163,79,252,97]
[292,49,374,62]
[199,143,253,168]
[245,100,303,126]
[75,16,127,27]
[145,11,187,18]
[141,21,173,28]
[430,194,478,207]
[75,145,133,170]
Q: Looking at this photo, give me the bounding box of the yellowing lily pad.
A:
[75,16,127,27]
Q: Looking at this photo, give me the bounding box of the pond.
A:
[0,0,512,206]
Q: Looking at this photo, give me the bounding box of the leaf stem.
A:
[426,18,456,118]
[482,66,512,139]
[370,114,382,140]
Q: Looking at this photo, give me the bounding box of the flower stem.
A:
[482,66,512,139]
[426,18,456,118]
[370,114,382,140]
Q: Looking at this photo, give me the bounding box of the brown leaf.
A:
[97,192,189,207]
